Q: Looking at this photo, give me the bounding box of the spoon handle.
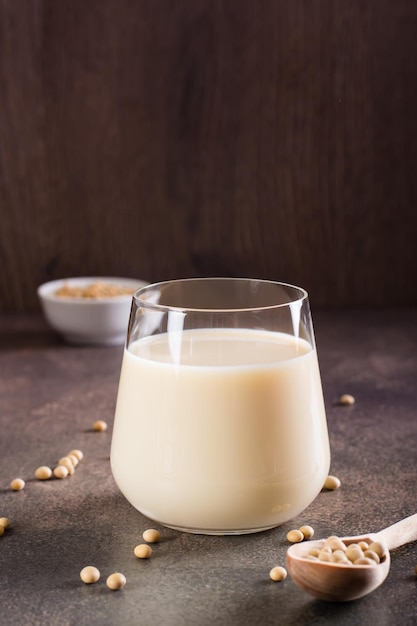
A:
[376,513,417,550]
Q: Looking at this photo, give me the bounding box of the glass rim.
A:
[132,277,308,314]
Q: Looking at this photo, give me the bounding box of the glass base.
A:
[155,521,280,536]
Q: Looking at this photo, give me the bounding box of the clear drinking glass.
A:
[110,278,330,535]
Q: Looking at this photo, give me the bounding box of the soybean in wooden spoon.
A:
[286,512,417,602]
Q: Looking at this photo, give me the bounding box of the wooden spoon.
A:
[286,513,417,602]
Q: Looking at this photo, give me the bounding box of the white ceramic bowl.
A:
[37,277,148,346]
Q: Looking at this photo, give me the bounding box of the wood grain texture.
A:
[1,0,417,312]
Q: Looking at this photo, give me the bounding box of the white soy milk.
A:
[111,328,330,533]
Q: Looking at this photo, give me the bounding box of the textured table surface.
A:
[0,311,416,626]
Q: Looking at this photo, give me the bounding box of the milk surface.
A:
[111,328,330,533]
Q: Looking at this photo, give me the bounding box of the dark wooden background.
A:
[1,0,417,313]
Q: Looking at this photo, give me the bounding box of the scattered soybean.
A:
[339,394,355,405]
[269,566,287,581]
[324,475,341,490]
[80,566,101,584]
[67,454,79,467]
[106,572,126,590]
[134,544,153,559]
[35,466,53,480]
[287,529,304,543]
[143,528,161,543]
[58,456,74,468]
[68,449,83,461]
[93,420,108,432]
[53,465,69,479]
[299,525,315,539]
[10,478,25,491]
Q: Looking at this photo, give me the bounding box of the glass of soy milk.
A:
[110,278,330,535]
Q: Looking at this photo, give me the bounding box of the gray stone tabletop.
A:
[0,311,416,626]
